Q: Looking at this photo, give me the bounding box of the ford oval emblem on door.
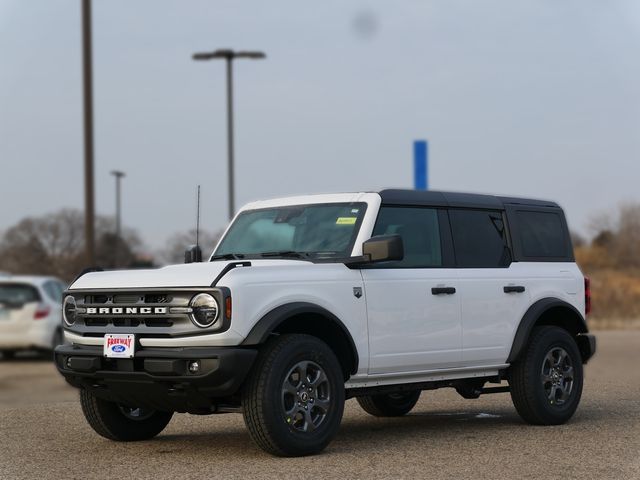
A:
[111,345,126,353]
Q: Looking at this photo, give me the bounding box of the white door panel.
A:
[362,268,462,374]
[456,267,531,365]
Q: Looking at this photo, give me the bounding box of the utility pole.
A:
[111,171,125,267]
[192,49,266,221]
[82,0,95,265]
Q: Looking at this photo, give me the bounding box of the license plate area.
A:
[104,334,135,358]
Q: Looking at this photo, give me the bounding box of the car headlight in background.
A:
[63,295,77,326]
[189,293,219,328]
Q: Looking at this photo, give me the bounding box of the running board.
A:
[481,386,510,394]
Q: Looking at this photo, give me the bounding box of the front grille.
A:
[66,289,217,338]
[69,289,207,336]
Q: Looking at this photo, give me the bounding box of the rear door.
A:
[449,209,532,366]
[361,206,462,374]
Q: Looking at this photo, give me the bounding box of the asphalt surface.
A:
[0,330,638,480]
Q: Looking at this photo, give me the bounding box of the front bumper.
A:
[54,344,257,413]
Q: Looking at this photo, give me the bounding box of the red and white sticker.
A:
[104,334,135,358]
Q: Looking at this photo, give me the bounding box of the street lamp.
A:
[82,0,95,266]
[111,170,125,267]
[192,49,266,221]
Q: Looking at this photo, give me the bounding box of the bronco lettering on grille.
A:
[84,307,168,315]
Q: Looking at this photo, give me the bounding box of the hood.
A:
[69,259,308,290]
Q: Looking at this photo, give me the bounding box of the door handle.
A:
[431,287,456,295]
[503,285,525,293]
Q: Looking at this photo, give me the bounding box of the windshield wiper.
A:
[210,253,246,261]
[259,251,312,259]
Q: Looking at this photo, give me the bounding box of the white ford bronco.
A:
[56,190,596,456]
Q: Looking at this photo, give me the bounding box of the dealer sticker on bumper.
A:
[104,334,135,358]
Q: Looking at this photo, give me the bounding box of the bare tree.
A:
[0,209,146,281]
[613,203,640,268]
[158,228,223,266]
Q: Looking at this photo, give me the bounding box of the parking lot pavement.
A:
[0,331,638,480]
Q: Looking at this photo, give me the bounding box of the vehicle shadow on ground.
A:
[151,404,606,458]
[0,352,53,363]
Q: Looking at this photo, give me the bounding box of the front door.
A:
[361,206,462,375]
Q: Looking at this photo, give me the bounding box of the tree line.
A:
[0,209,220,282]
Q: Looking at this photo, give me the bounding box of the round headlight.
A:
[63,295,77,326]
[189,293,219,328]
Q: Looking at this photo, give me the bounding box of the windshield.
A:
[213,202,367,260]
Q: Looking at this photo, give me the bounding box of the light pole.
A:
[192,49,266,221]
[111,170,125,267]
[82,0,95,265]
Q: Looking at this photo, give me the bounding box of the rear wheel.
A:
[80,389,173,441]
[357,390,421,417]
[242,334,345,457]
[509,326,583,425]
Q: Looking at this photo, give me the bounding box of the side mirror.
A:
[362,234,404,263]
[184,245,203,264]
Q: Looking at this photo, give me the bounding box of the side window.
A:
[449,209,510,268]
[371,207,442,268]
[43,281,63,303]
[516,211,568,258]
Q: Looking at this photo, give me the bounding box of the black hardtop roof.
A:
[378,189,560,210]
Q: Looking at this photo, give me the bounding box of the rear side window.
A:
[449,209,510,268]
[372,207,442,268]
[516,211,568,258]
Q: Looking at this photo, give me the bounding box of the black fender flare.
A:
[241,302,359,374]
[506,297,588,364]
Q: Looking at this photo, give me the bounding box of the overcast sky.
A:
[1,0,639,253]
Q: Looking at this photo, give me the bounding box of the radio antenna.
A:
[196,185,201,249]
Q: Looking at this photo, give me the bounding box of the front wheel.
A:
[242,334,345,457]
[80,389,173,441]
[357,390,421,417]
[509,326,584,425]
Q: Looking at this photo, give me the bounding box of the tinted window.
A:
[449,209,510,267]
[372,207,442,267]
[516,211,567,258]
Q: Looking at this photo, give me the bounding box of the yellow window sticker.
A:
[336,217,357,225]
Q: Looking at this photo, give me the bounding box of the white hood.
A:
[69,259,307,290]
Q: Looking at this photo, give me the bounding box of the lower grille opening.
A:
[113,318,141,327]
[145,319,174,327]
[85,319,108,327]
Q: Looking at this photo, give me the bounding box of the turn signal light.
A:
[225,296,232,320]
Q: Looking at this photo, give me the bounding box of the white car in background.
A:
[0,275,67,359]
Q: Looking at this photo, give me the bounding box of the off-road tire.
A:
[510,326,583,425]
[80,389,173,441]
[357,390,421,417]
[242,334,345,457]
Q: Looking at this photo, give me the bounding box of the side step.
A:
[481,386,510,395]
